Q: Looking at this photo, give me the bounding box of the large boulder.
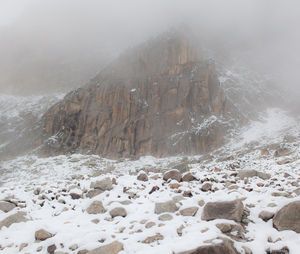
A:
[86,201,106,214]
[273,201,300,233]
[0,211,28,229]
[90,177,113,191]
[163,169,182,182]
[176,238,239,254]
[201,199,244,222]
[0,201,17,213]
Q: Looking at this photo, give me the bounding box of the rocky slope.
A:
[0,116,299,253]
[35,27,237,159]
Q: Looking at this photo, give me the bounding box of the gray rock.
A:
[154,200,178,214]
[110,207,127,218]
[259,211,275,221]
[177,224,185,236]
[70,193,83,199]
[35,229,52,241]
[86,189,103,199]
[168,162,189,173]
[142,233,164,244]
[0,201,17,213]
[172,195,185,203]
[201,183,212,192]
[258,172,271,180]
[293,187,300,196]
[90,177,113,191]
[179,207,199,216]
[158,213,173,221]
[277,158,292,165]
[237,170,258,179]
[145,221,156,228]
[163,169,182,182]
[216,223,232,233]
[0,211,28,229]
[87,240,123,254]
[87,201,106,214]
[274,148,291,157]
[176,238,239,254]
[137,172,148,182]
[273,201,300,233]
[201,199,244,222]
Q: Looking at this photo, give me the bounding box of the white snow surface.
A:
[0,107,299,253]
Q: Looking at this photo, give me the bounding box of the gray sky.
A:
[0,0,300,93]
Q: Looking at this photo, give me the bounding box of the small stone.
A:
[91,219,100,224]
[158,213,173,221]
[142,233,164,244]
[201,183,212,192]
[198,200,205,206]
[259,211,275,221]
[228,185,239,190]
[182,172,196,182]
[242,246,253,254]
[169,182,181,189]
[177,224,185,236]
[163,169,182,182]
[267,203,277,207]
[140,219,147,224]
[293,187,300,195]
[274,148,291,157]
[69,244,78,251]
[47,244,56,254]
[86,189,103,198]
[19,243,28,251]
[36,246,43,252]
[87,201,106,214]
[216,223,232,233]
[70,193,83,199]
[182,190,192,197]
[154,200,178,214]
[110,207,127,218]
[258,172,271,180]
[35,229,52,241]
[145,221,156,228]
[179,207,198,216]
[257,183,264,187]
[137,172,148,182]
[277,158,292,165]
[214,167,222,172]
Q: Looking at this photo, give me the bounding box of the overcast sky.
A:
[0,0,299,93]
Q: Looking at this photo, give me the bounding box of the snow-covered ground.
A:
[0,107,299,254]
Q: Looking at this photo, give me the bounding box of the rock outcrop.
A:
[37,26,230,158]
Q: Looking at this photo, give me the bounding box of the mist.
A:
[0,0,299,96]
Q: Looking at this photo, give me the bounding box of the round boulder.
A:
[163,169,182,182]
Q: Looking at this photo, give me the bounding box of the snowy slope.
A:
[0,107,299,254]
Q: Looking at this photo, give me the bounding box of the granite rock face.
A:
[37,27,229,159]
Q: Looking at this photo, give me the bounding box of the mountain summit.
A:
[38,26,230,158]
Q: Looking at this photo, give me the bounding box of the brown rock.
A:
[201,182,212,192]
[90,177,113,191]
[158,213,173,221]
[19,243,28,252]
[142,233,164,244]
[0,211,28,229]
[154,200,178,214]
[201,199,244,222]
[47,244,57,254]
[137,172,148,181]
[110,207,127,218]
[87,240,123,254]
[179,207,199,216]
[145,221,156,228]
[86,201,106,214]
[163,169,182,182]
[182,172,196,182]
[277,158,292,165]
[259,211,275,221]
[273,201,300,233]
[86,189,103,199]
[35,229,52,241]
[176,238,239,254]
[34,27,229,159]
[274,148,291,157]
[0,201,17,213]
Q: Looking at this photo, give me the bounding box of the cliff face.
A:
[39,27,228,158]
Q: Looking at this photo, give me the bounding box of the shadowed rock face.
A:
[38,27,229,158]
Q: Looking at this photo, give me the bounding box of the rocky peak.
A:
[35,27,230,158]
